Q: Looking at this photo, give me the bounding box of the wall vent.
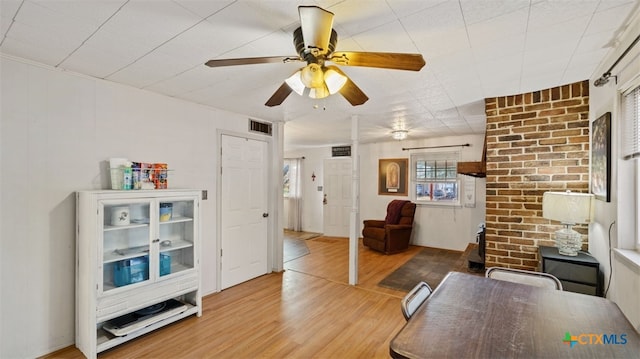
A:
[249,119,272,136]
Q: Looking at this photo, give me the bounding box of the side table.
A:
[538,245,603,296]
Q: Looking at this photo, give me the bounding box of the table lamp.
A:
[542,191,594,256]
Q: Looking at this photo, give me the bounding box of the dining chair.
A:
[401,281,433,320]
[486,267,563,290]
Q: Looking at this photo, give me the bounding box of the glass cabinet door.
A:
[156,198,196,278]
[101,200,152,292]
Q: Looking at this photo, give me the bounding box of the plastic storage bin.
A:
[160,253,171,276]
[114,256,149,287]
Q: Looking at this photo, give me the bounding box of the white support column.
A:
[349,115,360,285]
[272,121,285,273]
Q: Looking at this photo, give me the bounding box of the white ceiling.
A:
[1,0,638,150]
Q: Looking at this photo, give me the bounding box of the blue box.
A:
[114,256,149,287]
[160,253,171,276]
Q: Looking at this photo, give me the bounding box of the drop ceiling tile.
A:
[402,0,465,33]
[30,0,127,26]
[0,21,78,66]
[386,0,449,19]
[328,0,396,37]
[97,1,203,45]
[350,20,420,53]
[528,0,599,31]
[106,51,196,88]
[0,0,21,38]
[466,8,529,58]
[62,29,151,78]
[460,0,530,25]
[12,1,98,43]
[173,0,235,18]
[585,1,639,37]
[413,28,471,59]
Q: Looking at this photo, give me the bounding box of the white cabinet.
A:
[76,190,202,358]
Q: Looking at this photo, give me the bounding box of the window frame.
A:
[410,151,461,206]
[619,77,640,251]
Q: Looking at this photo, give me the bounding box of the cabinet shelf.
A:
[104,223,149,232]
[104,246,150,263]
[159,238,193,252]
[159,216,193,225]
[96,302,198,353]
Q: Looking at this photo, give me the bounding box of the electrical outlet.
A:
[202,190,208,200]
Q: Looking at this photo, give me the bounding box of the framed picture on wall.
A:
[591,112,611,202]
[378,158,408,196]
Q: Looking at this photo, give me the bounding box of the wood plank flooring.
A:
[44,236,469,359]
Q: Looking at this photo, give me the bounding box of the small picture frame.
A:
[591,112,611,202]
[378,158,408,196]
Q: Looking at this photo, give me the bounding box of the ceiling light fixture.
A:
[392,129,408,141]
[285,64,347,99]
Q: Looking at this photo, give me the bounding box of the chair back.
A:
[486,267,563,290]
[401,281,433,320]
[398,202,416,225]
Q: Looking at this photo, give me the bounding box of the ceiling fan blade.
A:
[325,65,368,106]
[298,5,334,54]
[205,56,301,68]
[330,51,426,71]
[265,83,293,107]
[340,79,368,106]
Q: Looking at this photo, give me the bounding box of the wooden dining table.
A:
[390,271,640,358]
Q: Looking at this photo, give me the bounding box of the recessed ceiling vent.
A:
[249,119,272,136]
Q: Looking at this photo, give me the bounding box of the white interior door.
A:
[323,158,352,237]
[220,134,269,289]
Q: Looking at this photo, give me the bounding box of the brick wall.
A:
[484,80,590,270]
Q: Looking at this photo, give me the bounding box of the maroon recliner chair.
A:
[362,200,416,254]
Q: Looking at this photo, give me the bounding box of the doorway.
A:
[220,134,269,289]
[322,158,352,237]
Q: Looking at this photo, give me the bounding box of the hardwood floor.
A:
[45,236,468,358]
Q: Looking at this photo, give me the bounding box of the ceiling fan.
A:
[204,5,426,107]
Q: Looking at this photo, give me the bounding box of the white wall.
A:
[0,57,274,358]
[286,134,486,251]
[587,10,640,330]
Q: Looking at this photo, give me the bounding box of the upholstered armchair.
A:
[362,200,416,254]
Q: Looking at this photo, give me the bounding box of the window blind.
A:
[623,84,640,160]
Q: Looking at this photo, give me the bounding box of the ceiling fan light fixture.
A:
[309,84,330,99]
[324,68,347,94]
[285,70,306,96]
[392,129,408,140]
[300,63,324,88]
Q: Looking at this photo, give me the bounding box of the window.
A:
[283,163,291,197]
[411,151,460,205]
[621,83,640,249]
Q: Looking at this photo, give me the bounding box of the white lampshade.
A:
[324,68,347,94]
[308,85,330,99]
[285,70,306,96]
[542,191,594,256]
[542,191,594,224]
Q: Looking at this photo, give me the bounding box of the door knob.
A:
[262,213,269,218]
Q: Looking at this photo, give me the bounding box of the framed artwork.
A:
[591,112,611,202]
[378,158,408,196]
